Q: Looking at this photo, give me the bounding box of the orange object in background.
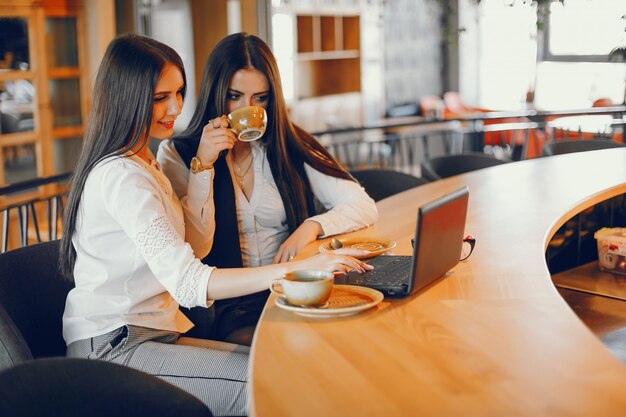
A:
[549,97,621,142]
[442,91,546,159]
[592,98,614,107]
[443,91,490,115]
[418,95,446,119]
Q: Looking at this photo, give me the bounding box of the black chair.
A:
[350,169,428,202]
[0,241,213,416]
[0,240,72,363]
[542,139,625,157]
[420,152,511,181]
[0,358,213,417]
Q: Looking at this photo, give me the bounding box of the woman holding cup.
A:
[157,32,378,345]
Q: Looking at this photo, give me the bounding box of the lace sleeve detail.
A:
[136,215,183,260]
[175,260,206,308]
[136,215,209,308]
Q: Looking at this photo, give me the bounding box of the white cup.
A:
[270,270,334,308]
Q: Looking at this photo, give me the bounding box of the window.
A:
[534,0,626,109]
[545,0,625,61]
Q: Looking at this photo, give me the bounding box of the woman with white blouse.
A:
[158,33,378,345]
[59,34,370,417]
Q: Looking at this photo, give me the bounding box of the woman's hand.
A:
[196,115,237,166]
[290,248,374,275]
[272,221,323,264]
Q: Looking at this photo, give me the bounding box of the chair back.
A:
[0,240,73,369]
[542,139,625,157]
[1,173,70,253]
[0,358,213,417]
[350,169,428,201]
[420,152,510,181]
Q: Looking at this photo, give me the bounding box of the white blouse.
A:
[63,154,216,345]
[158,139,378,267]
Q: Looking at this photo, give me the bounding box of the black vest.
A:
[174,138,243,268]
[174,135,321,269]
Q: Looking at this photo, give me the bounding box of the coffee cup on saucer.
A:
[270,270,333,308]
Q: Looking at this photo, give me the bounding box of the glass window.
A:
[547,0,625,58]
[534,62,626,110]
[49,78,81,127]
[0,18,30,71]
[53,137,81,174]
[45,17,78,67]
[0,79,35,134]
[535,0,626,109]
[3,143,37,185]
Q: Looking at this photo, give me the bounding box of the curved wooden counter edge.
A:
[249,149,626,417]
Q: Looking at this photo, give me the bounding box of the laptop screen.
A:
[408,186,469,294]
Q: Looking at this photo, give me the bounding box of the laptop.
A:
[334,186,470,297]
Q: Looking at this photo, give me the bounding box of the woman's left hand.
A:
[272,221,323,264]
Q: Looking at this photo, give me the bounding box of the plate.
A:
[274,285,384,318]
[318,236,396,259]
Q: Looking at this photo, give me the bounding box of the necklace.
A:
[233,150,253,184]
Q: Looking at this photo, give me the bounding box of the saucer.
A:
[274,285,383,318]
[318,236,396,259]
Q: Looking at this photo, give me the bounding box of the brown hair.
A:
[174,32,352,232]
[60,34,186,280]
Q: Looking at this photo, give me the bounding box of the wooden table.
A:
[249,149,626,416]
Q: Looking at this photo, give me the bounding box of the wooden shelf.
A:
[296,50,359,61]
[296,58,360,99]
[320,15,335,51]
[552,261,626,301]
[297,15,315,53]
[295,13,361,99]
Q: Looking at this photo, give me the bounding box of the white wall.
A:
[150,0,196,132]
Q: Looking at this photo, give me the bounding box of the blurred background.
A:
[0,0,624,185]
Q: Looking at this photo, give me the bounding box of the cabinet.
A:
[0,0,87,186]
[295,14,360,98]
[271,0,383,132]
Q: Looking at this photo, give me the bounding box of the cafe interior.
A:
[1,0,626,415]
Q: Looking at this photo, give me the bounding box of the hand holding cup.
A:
[197,115,236,168]
[196,106,267,168]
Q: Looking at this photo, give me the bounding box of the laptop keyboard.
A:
[348,257,412,287]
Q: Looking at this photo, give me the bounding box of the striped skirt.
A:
[67,325,249,416]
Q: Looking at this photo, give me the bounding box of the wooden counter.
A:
[249,149,626,416]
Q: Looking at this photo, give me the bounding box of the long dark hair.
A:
[59,34,186,280]
[174,32,352,233]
